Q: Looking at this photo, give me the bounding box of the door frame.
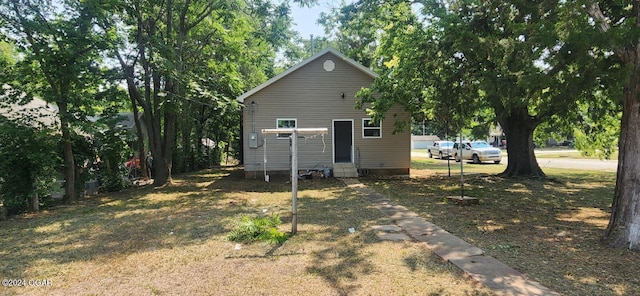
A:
[332,119,354,164]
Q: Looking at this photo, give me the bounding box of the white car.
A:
[453,141,502,164]
[427,140,455,159]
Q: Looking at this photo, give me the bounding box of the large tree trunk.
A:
[179,102,194,173]
[132,96,148,179]
[148,73,173,186]
[498,108,545,178]
[583,1,640,251]
[58,101,77,202]
[603,69,640,251]
[161,108,177,184]
[194,104,206,169]
[147,71,177,186]
[116,53,149,180]
[148,107,172,186]
[583,0,640,251]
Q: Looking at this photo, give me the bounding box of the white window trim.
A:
[276,118,297,139]
[362,118,382,138]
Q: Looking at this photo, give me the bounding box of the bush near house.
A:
[0,119,60,214]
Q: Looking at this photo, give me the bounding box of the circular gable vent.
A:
[323,59,335,72]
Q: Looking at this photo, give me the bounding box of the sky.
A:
[290,1,340,38]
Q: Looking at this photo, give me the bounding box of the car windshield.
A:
[471,141,491,148]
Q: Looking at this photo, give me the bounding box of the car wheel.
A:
[439,152,443,159]
[454,154,460,162]
[428,151,432,158]
[494,160,501,164]
[472,154,481,164]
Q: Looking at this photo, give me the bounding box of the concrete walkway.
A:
[341,178,561,296]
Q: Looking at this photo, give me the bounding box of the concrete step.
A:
[333,163,358,178]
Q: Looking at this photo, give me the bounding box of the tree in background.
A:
[0,118,60,213]
[1,0,111,201]
[276,35,339,72]
[352,0,607,178]
[0,39,60,213]
[318,0,397,67]
[328,0,639,250]
[93,120,134,192]
[458,1,586,177]
[102,0,307,185]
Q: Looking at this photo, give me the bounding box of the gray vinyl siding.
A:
[242,51,410,173]
[355,104,411,170]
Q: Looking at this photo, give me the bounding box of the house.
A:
[0,96,59,128]
[411,135,440,149]
[237,48,410,178]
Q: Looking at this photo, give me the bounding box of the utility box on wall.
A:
[249,132,258,148]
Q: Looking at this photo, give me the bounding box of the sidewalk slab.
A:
[377,203,420,220]
[371,225,402,232]
[372,224,412,241]
[419,231,485,261]
[375,232,412,241]
[341,178,561,296]
[449,255,560,296]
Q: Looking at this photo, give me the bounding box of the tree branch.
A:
[585,1,634,63]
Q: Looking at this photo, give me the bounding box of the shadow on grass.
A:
[362,170,640,296]
[0,166,495,295]
[293,188,383,295]
[296,185,490,296]
[0,168,261,278]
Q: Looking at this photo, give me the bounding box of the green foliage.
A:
[411,117,447,136]
[350,0,481,132]
[276,35,341,72]
[1,0,117,200]
[0,119,60,213]
[533,120,573,148]
[69,133,98,194]
[93,125,134,192]
[227,214,288,244]
[573,112,620,160]
[101,171,128,193]
[336,0,623,176]
[318,0,404,67]
[100,0,299,181]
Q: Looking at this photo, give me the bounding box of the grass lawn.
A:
[1,158,637,296]
[535,151,618,160]
[0,168,492,296]
[363,157,638,296]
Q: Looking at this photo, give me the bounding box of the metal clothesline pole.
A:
[291,129,298,234]
[262,128,328,234]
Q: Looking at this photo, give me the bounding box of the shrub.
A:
[0,119,60,213]
[94,127,134,192]
[227,214,288,244]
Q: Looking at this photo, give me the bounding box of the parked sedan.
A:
[453,141,502,164]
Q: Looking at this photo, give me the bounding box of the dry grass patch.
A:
[361,158,640,296]
[1,167,491,296]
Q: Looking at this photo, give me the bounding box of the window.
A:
[276,118,297,139]
[362,118,382,138]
